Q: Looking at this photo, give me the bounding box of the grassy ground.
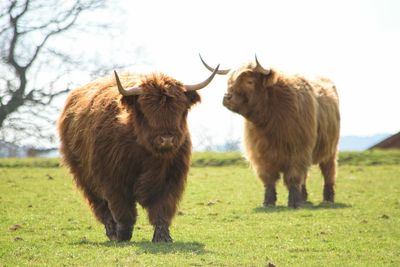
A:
[1,151,399,266]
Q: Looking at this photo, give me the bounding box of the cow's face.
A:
[223,65,269,121]
[224,71,257,114]
[199,56,275,124]
[221,61,277,125]
[121,73,201,156]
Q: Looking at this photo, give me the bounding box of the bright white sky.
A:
[81,0,400,149]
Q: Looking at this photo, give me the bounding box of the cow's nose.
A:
[224,93,232,100]
[160,136,174,148]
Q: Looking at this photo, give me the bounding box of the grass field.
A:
[1,151,400,266]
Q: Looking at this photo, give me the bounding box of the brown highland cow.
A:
[58,66,219,242]
[200,55,340,208]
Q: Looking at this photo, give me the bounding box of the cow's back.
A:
[58,76,128,187]
[244,74,320,175]
[311,77,340,163]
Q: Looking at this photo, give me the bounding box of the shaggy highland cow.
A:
[58,66,219,242]
[200,55,340,208]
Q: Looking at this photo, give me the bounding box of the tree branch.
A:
[11,0,31,21]
[24,8,83,69]
[0,0,131,147]
[26,87,71,105]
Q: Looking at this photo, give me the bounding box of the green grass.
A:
[1,151,400,266]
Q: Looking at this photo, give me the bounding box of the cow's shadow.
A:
[253,201,351,213]
[72,239,209,255]
[133,240,208,255]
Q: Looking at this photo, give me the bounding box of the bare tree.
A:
[0,0,131,148]
[219,139,241,152]
[194,126,215,151]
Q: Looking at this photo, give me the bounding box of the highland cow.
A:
[200,55,340,208]
[58,66,219,242]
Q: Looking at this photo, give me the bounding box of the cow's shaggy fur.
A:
[58,73,201,242]
[223,63,340,208]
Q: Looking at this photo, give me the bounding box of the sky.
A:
[74,0,400,149]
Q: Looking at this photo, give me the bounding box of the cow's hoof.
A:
[323,184,335,202]
[263,202,276,208]
[116,224,133,242]
[152,225,173,243]
[105,221,117,241]
[288,186,302,209]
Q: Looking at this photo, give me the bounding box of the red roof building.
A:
[369,131,400,149]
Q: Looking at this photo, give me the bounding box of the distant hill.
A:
[339,134,391,151]
[0,134,394,157]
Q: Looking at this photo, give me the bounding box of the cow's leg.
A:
[105,189,137,242]
[140,144,189,243]
[260,172,280,207]
[147,195,178,243]
[81,187,117,240]
[145,174,186,243]
[301,173,308,202]
[319,156,337,202]
[284,168,307,209]
[301,184,308,202]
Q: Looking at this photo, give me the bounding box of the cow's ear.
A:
[185,91,201,106]
[120,95,138,107]
[262,69,278,88]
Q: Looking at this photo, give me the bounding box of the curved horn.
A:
[255,54,271,75]
[199,54,231,75]
[114,70,144,96]
[184,64,220,91]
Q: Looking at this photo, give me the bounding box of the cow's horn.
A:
[184,64,220,91]
[114,70,144,96]
[199,54,231,75]
[255,54,271,75]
